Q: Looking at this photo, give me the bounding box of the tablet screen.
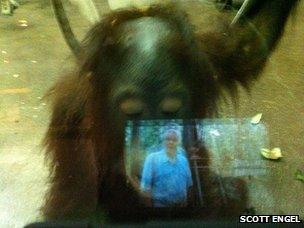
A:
[124,118,268,209]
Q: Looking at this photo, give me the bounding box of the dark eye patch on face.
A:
[165,136,178,142]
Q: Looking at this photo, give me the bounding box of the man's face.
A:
[165,134,179,151]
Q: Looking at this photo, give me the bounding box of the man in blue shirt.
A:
[140,129,193,207]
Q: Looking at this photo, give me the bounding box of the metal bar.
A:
[193,159,204,206]
[231,0,255,25]
[51,0,82,57]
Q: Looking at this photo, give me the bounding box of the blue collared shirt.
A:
[140,150,193,207]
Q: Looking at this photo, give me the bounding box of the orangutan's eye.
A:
[120,98,144,115]
[160,97,182,114]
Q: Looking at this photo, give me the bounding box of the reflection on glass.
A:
[124,118,269,209]
[140,129,193,207]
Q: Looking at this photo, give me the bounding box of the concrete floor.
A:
[0,0,303,227]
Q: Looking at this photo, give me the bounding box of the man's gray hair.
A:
[162,129,181,143]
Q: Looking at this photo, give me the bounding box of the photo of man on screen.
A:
[140,129,193,207]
